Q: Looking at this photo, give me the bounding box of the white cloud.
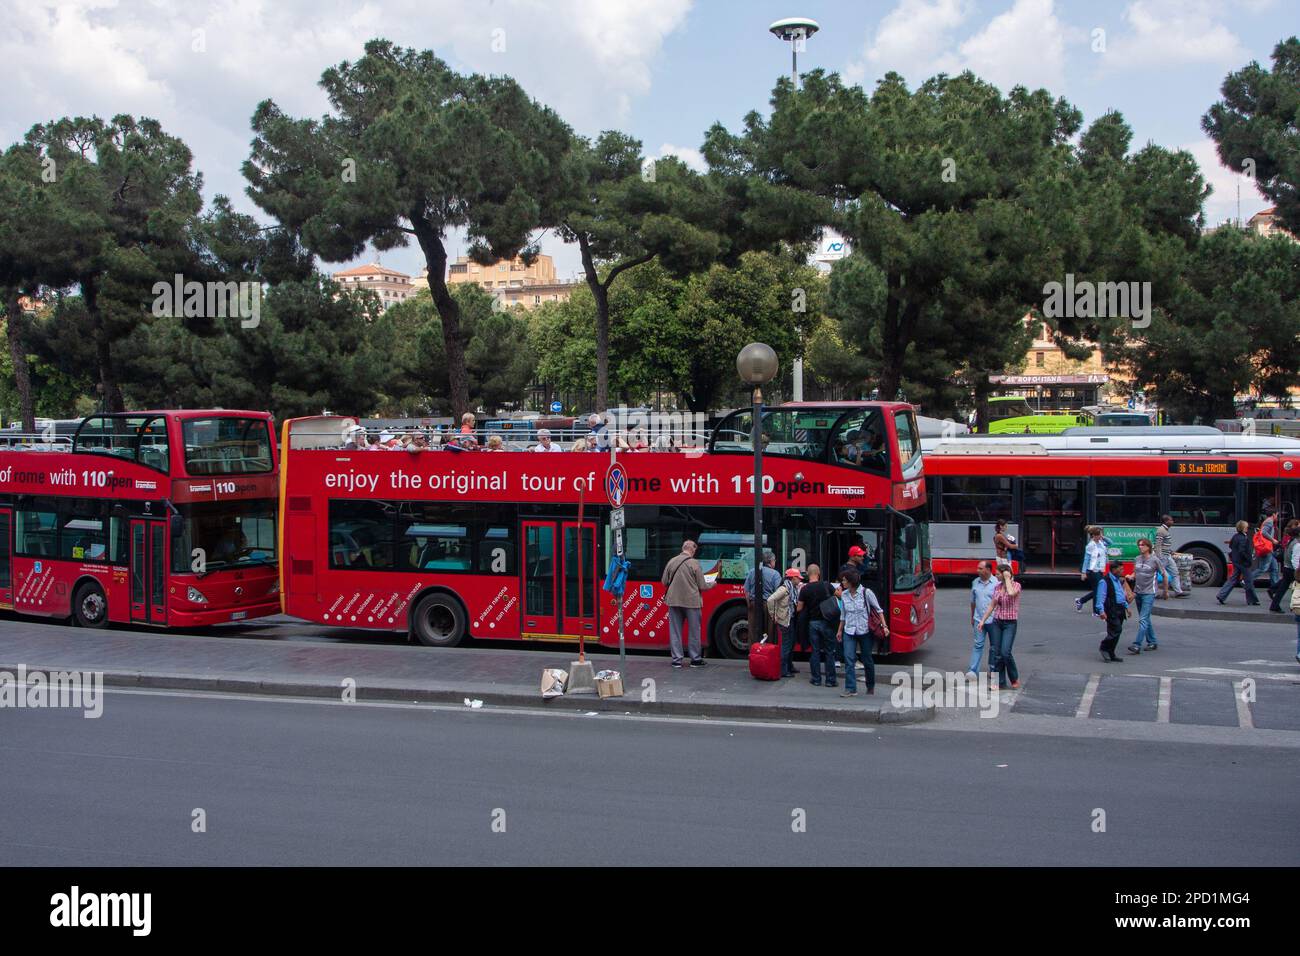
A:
[958,0,1066,92]
[1109,0,1248,66]
[654,142,706,172]
[847,0,1066,93]
[1186,138,1270,228]
[847,0,969,85]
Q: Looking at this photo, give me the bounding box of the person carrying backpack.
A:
[1254,509,1282,590]
[767,567,804,679]
[796,565,837,687]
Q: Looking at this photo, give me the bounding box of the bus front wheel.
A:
[1185,546,1225,589]
[72,582,108,628]
[712,605,751,659]
[410,592,467,647]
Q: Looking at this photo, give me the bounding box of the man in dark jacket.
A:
[1094,559,1129,663]
[1217,520,1260,606]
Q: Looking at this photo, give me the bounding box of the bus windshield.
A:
[183,417,274,475]
[173,499,277,574]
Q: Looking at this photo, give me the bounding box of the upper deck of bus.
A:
[283,402,926,511]
[0,410,278,503]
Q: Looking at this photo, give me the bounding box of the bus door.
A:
[0,507,10,610]
[129,519,168,624]
[520,520,598,639]
[1244,480,1293,528]
[1020,479,1086,572]
[821,527,886,594]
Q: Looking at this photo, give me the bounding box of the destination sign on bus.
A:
[1168,459,1238,476]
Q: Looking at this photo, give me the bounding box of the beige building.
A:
[447,253,557,290]
[1247,206,1293,240]
[410,252,580,310]
[332,263,416,310]
[991,316,1127,409]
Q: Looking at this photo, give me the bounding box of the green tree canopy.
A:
[1204,37,1300,234]
[245,39,576,417]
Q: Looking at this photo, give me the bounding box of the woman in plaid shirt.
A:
[977,566,1022,689]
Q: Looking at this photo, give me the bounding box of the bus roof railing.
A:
[924,428,1300,456]
[0,434,73,451]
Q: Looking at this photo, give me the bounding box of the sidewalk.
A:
[0,623,933,725]
[1152,586,1296,625]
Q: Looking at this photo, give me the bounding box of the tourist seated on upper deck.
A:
[484,435,505,452]
[460,413,476,436]
[342,424,365,450]
[531,428,564,452]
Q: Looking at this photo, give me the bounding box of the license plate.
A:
[230,611,247,620]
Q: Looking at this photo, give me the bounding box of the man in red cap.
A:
[765,566,805,678]
[838,545,867,583]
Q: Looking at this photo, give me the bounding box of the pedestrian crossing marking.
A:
[1157,677,1172,723]
[1076,674,1101,719]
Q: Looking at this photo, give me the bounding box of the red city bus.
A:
[278,403,935,657]
[0,410,281,627]
[922,429,1300,586]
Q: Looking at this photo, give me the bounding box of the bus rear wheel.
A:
[72,582,108,628]
[1185,547,1225,589]
[410,593,467,648]
[712,604,751,659]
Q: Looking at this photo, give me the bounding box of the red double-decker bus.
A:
[278,403,934,657]
[0,410,280,627]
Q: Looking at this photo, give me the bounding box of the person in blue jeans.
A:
[795,565,837,687]
[977,565,1022,688]
[968,561,997,677]
[836,568,884,697]
[1127,538,1163,653]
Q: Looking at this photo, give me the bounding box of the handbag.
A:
[868,606,888,638]
[818,594,841,623]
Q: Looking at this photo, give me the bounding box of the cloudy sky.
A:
[1,0,1288,281]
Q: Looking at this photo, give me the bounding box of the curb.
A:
[1152,604,1294,625]
[14,667,936,726]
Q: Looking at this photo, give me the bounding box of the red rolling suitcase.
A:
[748,637,781,681]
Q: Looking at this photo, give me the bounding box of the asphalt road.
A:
[2,689,1296,866]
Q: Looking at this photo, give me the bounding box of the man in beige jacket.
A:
[662,539,715,668]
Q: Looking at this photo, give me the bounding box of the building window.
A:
[1035,352,1045,367]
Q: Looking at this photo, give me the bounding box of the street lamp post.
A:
[769,17,819,404]
[738,342,779,648]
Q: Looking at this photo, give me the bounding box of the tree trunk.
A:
[577,236,609,411]
[3,288,37,431]
[411,220,470,419]
[972,376,992,433]
[877,273,904,401]
[83,277,124,412]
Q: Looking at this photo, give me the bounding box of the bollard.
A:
[566,659,597,695]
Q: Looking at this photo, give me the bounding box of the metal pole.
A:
[618,589,626,674]
[752,386,765,645]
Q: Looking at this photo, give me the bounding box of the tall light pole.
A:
[769,17,819,403]
[738,342,779,647]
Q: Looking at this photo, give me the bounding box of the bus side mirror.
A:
[903,525,917,551]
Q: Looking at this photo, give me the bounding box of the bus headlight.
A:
[187,587,209,604]
[910,607,918,626]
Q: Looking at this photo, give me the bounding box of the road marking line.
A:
[1238,660,1297,668]
[1234,681,1254,730]
[1076,674,1101,719]
[1173,667,1298,682]
[1157,677,1172,723]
